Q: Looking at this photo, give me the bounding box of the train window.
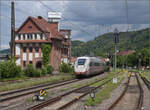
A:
[94,63,99,66]
[78,59,86,65]
[89,62,93,67]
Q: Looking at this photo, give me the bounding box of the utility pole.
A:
[11,0,15,57]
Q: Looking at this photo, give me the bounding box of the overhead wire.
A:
[39,1,93,37]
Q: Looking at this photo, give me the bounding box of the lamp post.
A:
[113,28,119,83]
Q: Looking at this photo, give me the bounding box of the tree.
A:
[42,44,51,66]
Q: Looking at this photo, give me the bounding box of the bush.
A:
[0,60,22,78]
[41,66,47,76]
[24,64,36,77]
[60,63,73,73]
[46,64,53,74]
[24,64,42,77]
[34,69,41,77]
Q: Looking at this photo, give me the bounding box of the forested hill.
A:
[72,28,150,57]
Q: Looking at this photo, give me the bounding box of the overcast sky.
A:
[0,0,150,49]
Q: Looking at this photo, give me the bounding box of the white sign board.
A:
[48,12,62,19]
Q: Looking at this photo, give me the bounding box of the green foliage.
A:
[72,28,150,57]
[0,60,22,78]
[60,63,73,73]
[24,64,35,77]
[46,64,53,74]
[116,48,150,68]
[41,66,47,76]
[42,44,51,66]
[34,69,41,77]
[24,64,42,77]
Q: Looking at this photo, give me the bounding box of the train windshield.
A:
[77,59,86,65]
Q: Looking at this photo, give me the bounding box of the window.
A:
[29,47,32,52]
[35,34,37,39]
[30,34,32,39]
[77,59,86,65]
[18,34,21,40]
[23,47,26,52]
[94,63,100,66]
[27,34,30,39]
[29,61,32,64]
[35,47,39,52]
[23,34,25,40]
[23,61,26,67]
[64,38,67,42]
[89,62,93,67]
[28,26,32,29]
[40,33,43,39]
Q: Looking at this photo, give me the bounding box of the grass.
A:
[0,76,29,81]
[0,73,75,92]
[140,70,150,80]
[85,71,125,106]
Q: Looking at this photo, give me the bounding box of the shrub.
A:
[24,64,43,77]
[41,66,47,76]
[60,63,73,73]
[0,60,22,78]
[46,64,53,74]
[24,64,35,77]
[34,69,41,77]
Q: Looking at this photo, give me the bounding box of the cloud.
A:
[0,0,150,50]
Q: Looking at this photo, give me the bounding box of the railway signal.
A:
[32,89,47,101]
[90,91,95,101]
[113,28,119,84]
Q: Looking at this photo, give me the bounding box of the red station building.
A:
[13,12,71,72]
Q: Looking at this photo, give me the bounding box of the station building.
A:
[13,12,71,72]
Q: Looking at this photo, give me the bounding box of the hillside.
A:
[0,49,10,54]
[72,28,150,57]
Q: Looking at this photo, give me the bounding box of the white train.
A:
[74,56,106,77]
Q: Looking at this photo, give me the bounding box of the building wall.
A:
[18,20,41,33]
[50,39,62,71]
[14,17,71,72]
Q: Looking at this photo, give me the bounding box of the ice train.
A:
[74,56,106,77]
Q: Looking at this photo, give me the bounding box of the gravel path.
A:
[138,74,150,110]
[65,72,128,110]
[111,76,140,110]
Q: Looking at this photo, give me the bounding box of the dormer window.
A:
[28,26,32,29]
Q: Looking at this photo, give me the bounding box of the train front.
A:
[74,57,89,76]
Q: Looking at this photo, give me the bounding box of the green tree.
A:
[0,59,22,78]
[42,44,51,66]
[140,48,150,66]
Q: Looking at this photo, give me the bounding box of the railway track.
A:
[28,77,112,110]
[140,74,150,91]
[0,78,81,102]
[108,72,143,110]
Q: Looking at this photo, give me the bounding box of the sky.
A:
[0,0,150,50]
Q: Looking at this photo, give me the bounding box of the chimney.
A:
[38,16,43,19]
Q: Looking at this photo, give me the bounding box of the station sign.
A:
[48,12,62,19]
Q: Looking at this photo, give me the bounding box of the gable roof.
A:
[17,16,70,40]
